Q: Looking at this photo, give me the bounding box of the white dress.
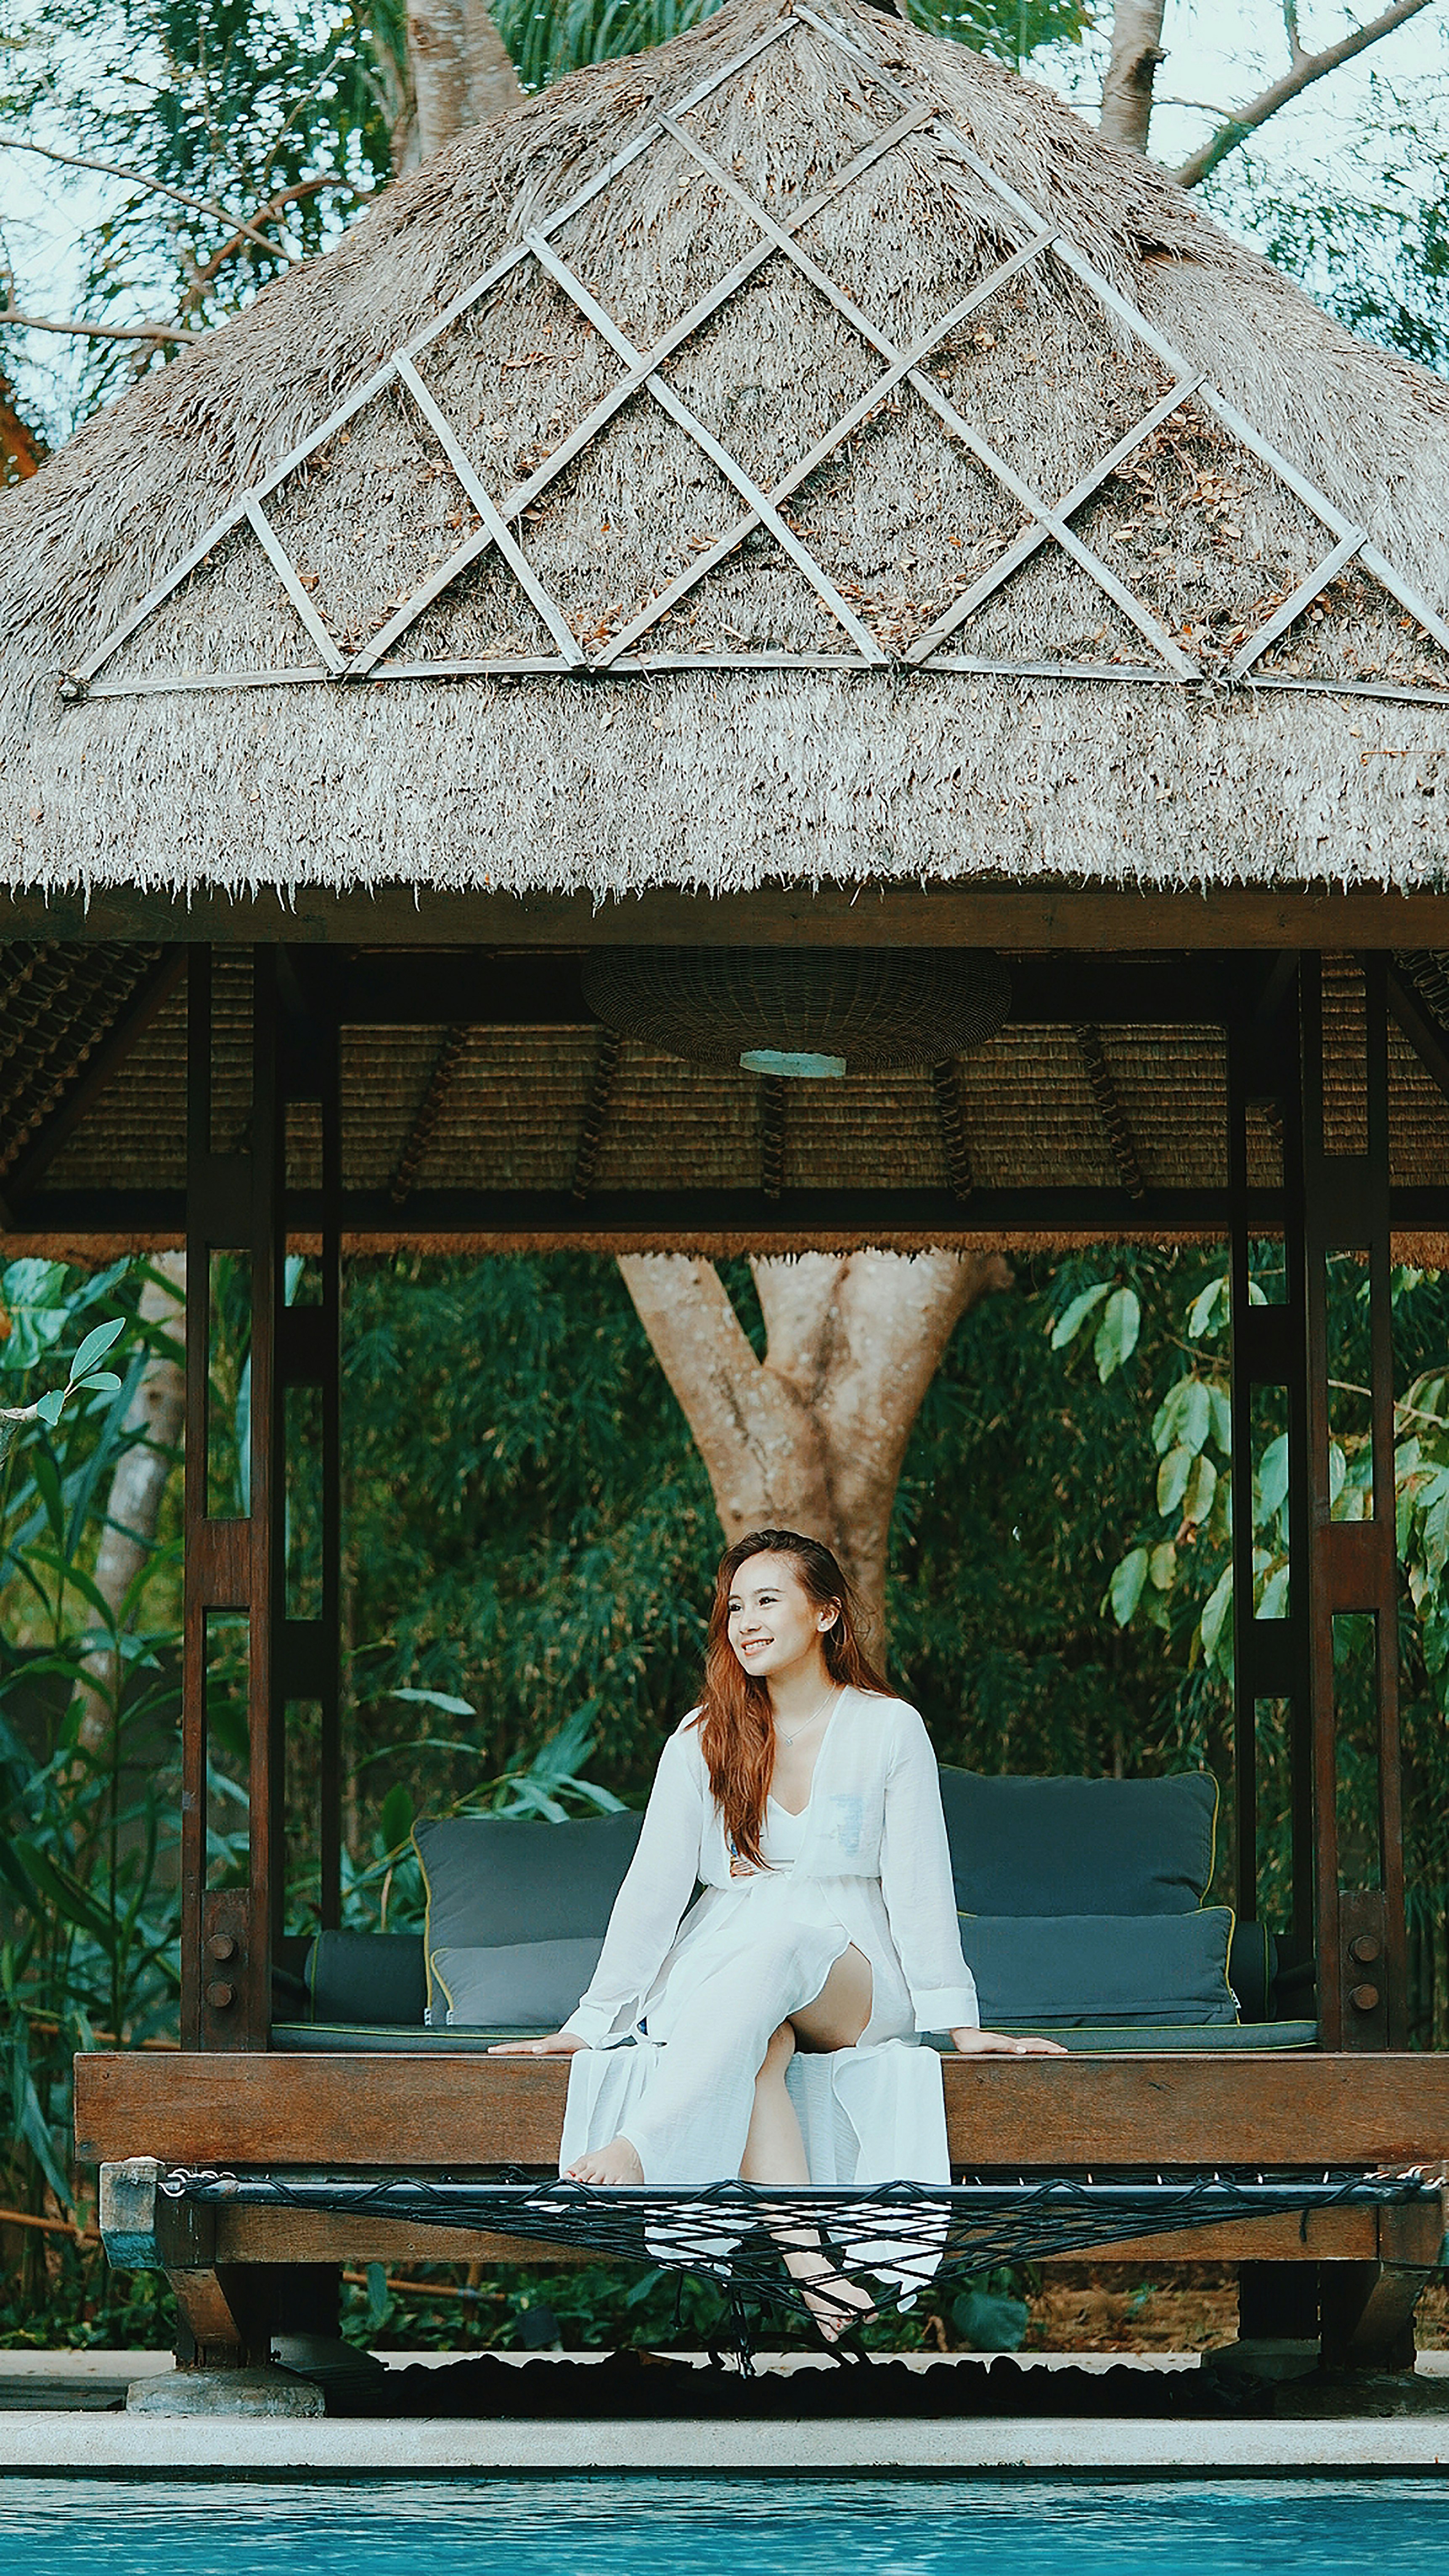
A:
[559,1687,979,2194]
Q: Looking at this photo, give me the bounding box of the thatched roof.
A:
[1,0,1446,906]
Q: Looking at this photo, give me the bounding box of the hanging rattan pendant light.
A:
[580,950,1011,1078]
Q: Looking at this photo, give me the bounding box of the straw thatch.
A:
[1,0,1446,905]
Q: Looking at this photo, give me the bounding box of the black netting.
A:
[160,2167,1436,2342]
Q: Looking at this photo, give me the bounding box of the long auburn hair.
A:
[694,1529,887,1869]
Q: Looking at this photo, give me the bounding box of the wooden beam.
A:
[183,2200,1415,2274]
[323,954,1242,1030]
[73,2048,1449,2174]
[1,945,185,1209]
[12,885,1449,954]
[16,1185,1449,1258]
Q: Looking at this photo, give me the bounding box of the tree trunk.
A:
[401,2,523,168]
[72,1254,186,1763]
[617,1250,1011,1647]
[1099,1,1167,156]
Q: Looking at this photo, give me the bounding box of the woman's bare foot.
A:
[783,2243,875,2343]
[563,2134,644,2185]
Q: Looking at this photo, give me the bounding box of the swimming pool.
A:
[1,2477,1446,2576]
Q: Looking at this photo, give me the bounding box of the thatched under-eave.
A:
[0,0,1446,908]
[7,940,1449,1260]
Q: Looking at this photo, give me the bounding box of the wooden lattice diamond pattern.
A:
[66,4,1449,708]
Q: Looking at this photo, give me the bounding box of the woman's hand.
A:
[949,2026,1069,2057]
[487,2032,589,2057]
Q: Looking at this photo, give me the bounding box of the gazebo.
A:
[4,0,1449,2379]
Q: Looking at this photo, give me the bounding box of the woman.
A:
[492,1529,1063,2330]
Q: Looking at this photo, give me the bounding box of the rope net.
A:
[160,2168,1438,2340]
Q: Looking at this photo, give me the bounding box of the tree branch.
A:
[0,308,194,343]
[1173,0,1439,189]
[0,132,323,265]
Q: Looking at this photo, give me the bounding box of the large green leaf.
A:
[1108,1548,1149,1626]
[1049,1283,1110,1352]
[1156,1445,1192,1516]
[1181,1454,1218,1526]
[1093,1287,1140,1385]
[0,1260,70,1372]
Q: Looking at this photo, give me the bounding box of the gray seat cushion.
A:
[413,1810,642,2022]
[959,1907,1238,2026]
[940,1769,1219,1916]
[432,1936,604,2031]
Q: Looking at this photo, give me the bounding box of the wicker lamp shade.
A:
[581,950,1011,1078]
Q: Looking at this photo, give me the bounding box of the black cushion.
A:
[306,1930,426,2027]
[958,1908,1238,2027]
[939,1769,1218,1916]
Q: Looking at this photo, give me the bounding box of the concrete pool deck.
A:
[2,2352,1449,2473]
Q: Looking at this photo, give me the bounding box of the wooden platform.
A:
[74,2047,1449,2173]
[74,2049,1449,2275]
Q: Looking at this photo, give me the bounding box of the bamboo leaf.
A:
[379,1784,415,1854]
[387,1686,477,1718]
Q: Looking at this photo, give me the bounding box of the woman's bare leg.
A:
[741,2022,809,2184]
[565,1940,876,2299]
[790,1943,873,2054]
[745,1951,875,2341]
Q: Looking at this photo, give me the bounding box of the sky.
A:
[2,0,1446,444]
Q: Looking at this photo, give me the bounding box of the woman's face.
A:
[726,1553,838,1682]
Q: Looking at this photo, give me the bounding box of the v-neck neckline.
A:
[769,1684,849,1818]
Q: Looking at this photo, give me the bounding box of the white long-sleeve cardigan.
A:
[558,1688,980,2192]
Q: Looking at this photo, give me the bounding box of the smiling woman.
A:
[490,1527,1063,2335]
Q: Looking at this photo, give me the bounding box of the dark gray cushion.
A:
[431,1937,604,2031]
[959,1908,1238,2027]
[939,1770,1219,1916]
[305,1930,426,2027]
[413,1809,641,2018]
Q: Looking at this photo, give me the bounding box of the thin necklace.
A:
[775,1680,840,1749]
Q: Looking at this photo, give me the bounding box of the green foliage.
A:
[1205,48,1449,376]
[0,0,398,411]
[0,1261,189,2306]
[1046,1246,1449,1945]
[488,0,1087,93]
[339,1252,719,1831]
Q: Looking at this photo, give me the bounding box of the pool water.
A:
[1,2478,1447,2576]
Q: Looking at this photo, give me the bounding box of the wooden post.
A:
[1299,954,1404,2051]
[273,952,343,1938]
[180,947,279,2051]
[1227,961,1311,1943]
